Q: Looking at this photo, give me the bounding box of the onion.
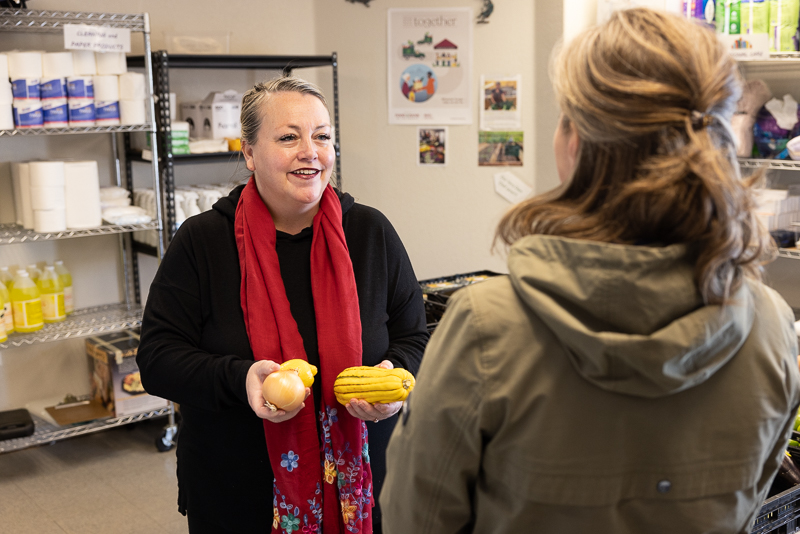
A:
[262,370,305,412]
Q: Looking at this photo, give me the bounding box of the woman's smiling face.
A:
[242,91,335,222]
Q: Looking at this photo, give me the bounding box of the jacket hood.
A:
[212,181,356,223]
[508,235,755,398]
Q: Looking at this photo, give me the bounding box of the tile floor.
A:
[0,417,187,534]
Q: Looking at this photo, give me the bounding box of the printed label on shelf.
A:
[41,293,65,322]
[63,24,131,53]
[12,299,43,329]
[719,33,770,60]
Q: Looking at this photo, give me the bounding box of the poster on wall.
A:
[480,75,522,130]
[418,127,447,166]
[388,8,473,125]
[478,131,523,166]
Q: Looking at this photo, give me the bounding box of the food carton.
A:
[86,329,168,418]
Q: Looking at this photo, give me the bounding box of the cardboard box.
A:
[198,90,242,140]
[86,330,168,418]
[179,101,202,139]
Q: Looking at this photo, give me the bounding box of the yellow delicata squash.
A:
[334,366,415,405]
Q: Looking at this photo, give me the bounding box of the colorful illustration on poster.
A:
[388,8,472,125]
[401,65,438,103]
[419,127,446,165]
[479,131,523,166]
[484,79,516,111]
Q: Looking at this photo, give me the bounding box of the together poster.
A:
[387,8,473,125]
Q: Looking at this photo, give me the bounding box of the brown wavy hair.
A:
[496,8,773,305]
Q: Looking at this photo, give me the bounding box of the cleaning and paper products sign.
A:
[63,24,131,53]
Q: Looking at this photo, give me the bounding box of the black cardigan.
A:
[137,184,429,532]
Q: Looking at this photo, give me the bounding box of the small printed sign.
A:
[493,171,532,204]
[718,33,769,61]
[64,24,131,53]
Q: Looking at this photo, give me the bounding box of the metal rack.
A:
[0,9,176,453]
[125,52,340,245]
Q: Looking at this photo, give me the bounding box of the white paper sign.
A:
[493,172,532,204]
[718,33,769,61]
[64,24,131,53]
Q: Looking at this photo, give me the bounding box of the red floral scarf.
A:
[235,177,373,534]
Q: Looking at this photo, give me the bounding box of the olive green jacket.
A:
[381,235,800,534]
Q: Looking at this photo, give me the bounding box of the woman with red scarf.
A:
[137,77,428,534]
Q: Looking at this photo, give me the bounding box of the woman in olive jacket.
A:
[381,9,800,534]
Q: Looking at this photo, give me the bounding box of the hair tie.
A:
[691,110,713,130]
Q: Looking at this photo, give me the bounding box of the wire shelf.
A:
[0,124,153,137]
[0,221,158,244]
[738,158,800,171]
[0,9,146,32]
[0,303,143,349]
[0,408,171,454]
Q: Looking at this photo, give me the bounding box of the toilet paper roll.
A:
[42,98,68,128]
[95,52,127,75]
[29,161,65,188]
[71,50,96,76]
[65,161,102,229]
[94,100,120,125]
[11,78,40,99]
[67,76,93,99]
[30,185,66,210]
[0,104,13,130]
[42,52,74,79]
[8,51,43,79]
[40,78,67,100]
[0,81,12,105]
[0,54,8,80]
[17,162,34,229]
[119,72,146,100]
[68,98,94,126]
[120,99,146,125]
[13,100,43,128]
[170,93,177,121]
[34,209,66,233]
[93,75,119,101]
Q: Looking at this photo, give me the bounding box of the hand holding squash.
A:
[337,360,412,423]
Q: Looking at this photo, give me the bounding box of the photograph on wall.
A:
[478,131,523,166]
[480,75,522,130]
[388,8,473,125]
[418,127,447,166]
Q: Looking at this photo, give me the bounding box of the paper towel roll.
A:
[30,185,65,210]
[40,78,67,100]
[11,78,40,99]
[119,72,146,100]
[68,99,94,126]
[42,52,74,79]
[13,100,43,128]
[42,98,68,128]
[34,209,66,233]
[0,54,8,80]
[120,99,146,125]
[29,161,65,188]
[67,76,93,99]
[170,92,177,121]
[72,50,96,76]
[94,100,120,125]
[92,75,119,101]
[8,52,43,79]
[95,52,126,75]
[65,160,102,229]
[0,81,11,105]
[0,104,12,130]
[18,163,34,229]
[10,162,23,226]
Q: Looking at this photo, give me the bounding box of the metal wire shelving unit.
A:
[0,9,176,454]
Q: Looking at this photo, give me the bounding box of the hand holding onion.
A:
[246,360,309,422]
[262,370,306,412]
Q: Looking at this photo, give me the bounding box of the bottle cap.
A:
[16,270,28,276]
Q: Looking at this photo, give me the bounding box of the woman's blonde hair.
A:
[240,76,329,147]
[496,8,773,305]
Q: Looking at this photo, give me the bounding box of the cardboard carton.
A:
[198,90,242,140]
[86,330,168,418]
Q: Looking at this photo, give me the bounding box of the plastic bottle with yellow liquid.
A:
[54,260,73,315]
[0,266,13,290]
[38,266,65,323]
[0,279,12,335]
[0,286,7,343]
[11,270,43,333]
[26,264,40,283]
